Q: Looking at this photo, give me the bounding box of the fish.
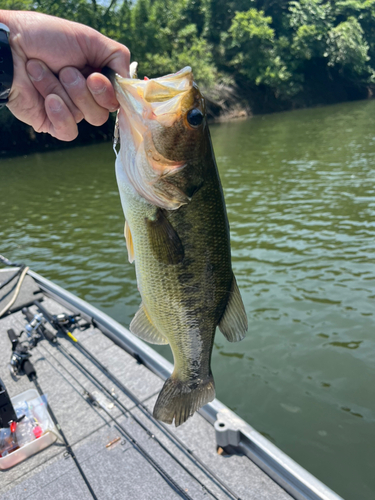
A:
[109,64,248,426]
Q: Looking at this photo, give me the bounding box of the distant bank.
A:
[1,85,373,158]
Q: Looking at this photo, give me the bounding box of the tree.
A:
[226,9,275,82]
[325,16,372,78]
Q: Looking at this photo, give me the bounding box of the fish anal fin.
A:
[146,209,184,265]
[130,303,168,345]
[218,275,248,342]
[125,220,135,263]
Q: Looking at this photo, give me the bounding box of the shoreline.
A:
[2,95,374,159]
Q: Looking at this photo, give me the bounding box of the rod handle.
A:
[23,359,36,381]
[22,307,34,323]
[7,328,18,351]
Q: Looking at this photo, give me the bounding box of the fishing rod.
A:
[36,344,196,500]
[34,342,197,500]
[19,308,196,500]
[32,301,241,500]
[86,391,196,500]
[6,328,99,500]
[0,255,235,497]
[1,251,239,500]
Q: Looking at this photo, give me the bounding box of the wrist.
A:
[0,11,16,36]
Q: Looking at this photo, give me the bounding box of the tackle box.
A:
[0,388,57,470]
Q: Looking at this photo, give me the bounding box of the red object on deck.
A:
[10,421,16,433]
[33,426,43,439]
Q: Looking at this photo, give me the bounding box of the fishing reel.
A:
[7,329,36,380]
[24,311,44,335]
[22,304,90,342]
[7,308,46,378]
[23,311,44,347]
[52,312,90,330]
[22,307,57,344]
[7,305,91,379]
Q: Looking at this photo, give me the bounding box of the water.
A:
[1,99,375,499]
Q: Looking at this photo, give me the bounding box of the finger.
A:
[106,44,131,77]
[7,70,46,131]
[87,72,119,112]
[92,38,131,78]
[60,67,110,126]
[44,94,78,141]
[27,60,83,124]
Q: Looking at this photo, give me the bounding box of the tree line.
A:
[1,0,375,153]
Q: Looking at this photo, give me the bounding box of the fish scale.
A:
[112,65,248,426]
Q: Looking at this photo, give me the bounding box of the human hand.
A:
[0,10,130,141]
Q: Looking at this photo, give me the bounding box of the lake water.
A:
[1,99,375,499]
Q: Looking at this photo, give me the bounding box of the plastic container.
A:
[0,389,57,470]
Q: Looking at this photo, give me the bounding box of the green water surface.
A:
[1,99,375,499]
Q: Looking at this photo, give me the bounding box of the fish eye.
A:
[187,108,203,128]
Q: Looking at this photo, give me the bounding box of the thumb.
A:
[98,38,131,78]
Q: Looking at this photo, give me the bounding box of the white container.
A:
[0,388,57,470]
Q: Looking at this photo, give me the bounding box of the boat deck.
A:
[0,269,292,500]
[0,268,343,500]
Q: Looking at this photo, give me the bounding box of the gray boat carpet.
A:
[0,270,43,315]
[0,283,292,500]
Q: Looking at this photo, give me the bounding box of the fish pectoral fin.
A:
[130,303,168,345]
[146,209,184,265]
[218,274,248,342]
[153,179,191,210]
[125,220,135,263]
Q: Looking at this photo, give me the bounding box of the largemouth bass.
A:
[110,65,247,426]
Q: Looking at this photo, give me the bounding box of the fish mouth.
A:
[113,66,194,134]
[111,66,196,209]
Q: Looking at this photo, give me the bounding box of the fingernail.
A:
[90,82,107,95]
[60,67,79,86]
[47,97,62,112]
[27,61,44,82]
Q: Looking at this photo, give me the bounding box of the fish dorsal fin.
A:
[130,303,168,345]
[125,220,135,263]
[218,274,248,342]
[146,209,184,265]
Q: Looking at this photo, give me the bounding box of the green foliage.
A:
[0,0,34,9]
[2,0,375,107]
[141,25,218,88]
[289,0,331,60]
[333,0,375,65]
[127,0,217,87]
[226,9,275,82]
[289,0,331,29]
[325,17,371,76]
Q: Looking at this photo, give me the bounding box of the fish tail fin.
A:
[153,373,215,427]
